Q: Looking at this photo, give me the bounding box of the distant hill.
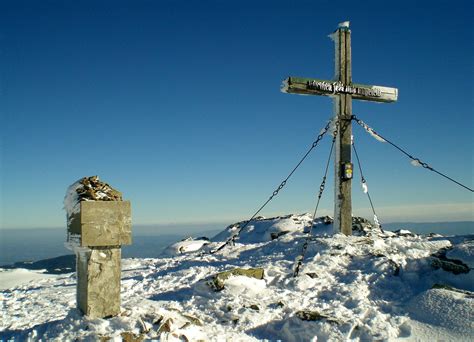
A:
[383,221,473,236]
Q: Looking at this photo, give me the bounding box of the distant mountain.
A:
[383,221,473,235]
[1,254,75,274]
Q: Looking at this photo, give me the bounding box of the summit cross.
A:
[281,22,398,235]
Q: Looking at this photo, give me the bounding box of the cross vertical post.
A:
[333,25,353,235]
[281,22,398,236]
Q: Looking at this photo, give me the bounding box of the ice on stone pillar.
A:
[64,176,131,318]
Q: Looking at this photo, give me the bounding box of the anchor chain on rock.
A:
[352,115,474,193]
[293,120,339,277]
[209,118,336,255]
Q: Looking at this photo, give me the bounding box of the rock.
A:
[120,332,143,342]
[182,314,203,326]
[68,201,132,246]
[394,229,416,237]
[431,257,470,274]
[431,284,474,297]
[388,259,400,276]
[305,272,318,279]
[352,217,381,235]
[77,176,123,202]
[431,248,470,275]
[296,310,327,321]
[162,237,210,256]
[270,231,290,240]
[77,247,122,318]
[157,318,173,334]
[295,310,341,324]
[149,311,206,340]
[210,268,264,291]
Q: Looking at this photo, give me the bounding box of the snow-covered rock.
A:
[212,213,313,243]
[161,237,210,256]
[446,239,474,268]
[1,214,473,341]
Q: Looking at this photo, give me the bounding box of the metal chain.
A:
[293,120,339,277]
[352,115,474,193]
[209,119,334,255]
[352,140,383,231]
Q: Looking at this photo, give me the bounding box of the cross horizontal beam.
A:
[282,76,398,103]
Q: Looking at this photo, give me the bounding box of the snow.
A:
[338,21,350,28]
[362,181,368,193]
[407,288,474,335]
[1,214,473,341]
[357,119,386,143]
[161,237,210,256]
[373,214,380,228]
[0,269,59,290]
[63,179,83,220]
[63,176,123,225]
[446,240,474,268]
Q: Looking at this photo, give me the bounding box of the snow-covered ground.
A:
[1,214,473,341]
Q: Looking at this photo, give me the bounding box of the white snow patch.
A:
[0,268,59,290]
[446,240,474,268]
[407,288,474,335]
[63,179,83,220]
[1,215,473,341]
[161,237,210,256]
[223,275,267,297]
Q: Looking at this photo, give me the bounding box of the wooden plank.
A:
[333,28,353,236]
[281,77,398,103]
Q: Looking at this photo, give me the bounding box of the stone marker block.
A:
[77,247,121,318]
[68,201,132,247]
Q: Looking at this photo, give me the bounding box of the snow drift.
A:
[1,214,473,341]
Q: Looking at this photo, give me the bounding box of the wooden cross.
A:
[281,22,398,235]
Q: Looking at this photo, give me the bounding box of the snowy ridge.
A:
[1,214,473,341]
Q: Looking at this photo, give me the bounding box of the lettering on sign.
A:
[307,80,381,98]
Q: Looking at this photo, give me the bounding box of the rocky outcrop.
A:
[431,248,470,275]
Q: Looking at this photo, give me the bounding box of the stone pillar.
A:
[67,201,131,318]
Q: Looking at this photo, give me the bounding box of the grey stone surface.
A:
[77,247,121,318]
[66,198,131,318]
[68,201,132,247]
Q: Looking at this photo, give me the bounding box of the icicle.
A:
[360,121,386,142]
[338,21,350,28]
[411,159,422,167]
[327,117,340,137]
[373,214,380,229]
[361,181,368,194]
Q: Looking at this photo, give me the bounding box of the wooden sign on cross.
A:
[282,22,398,235]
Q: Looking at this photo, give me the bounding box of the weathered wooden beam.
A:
[280,22,398,238]
[281,76,398,103]
[334,27,353,236]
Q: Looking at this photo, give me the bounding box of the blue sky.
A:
[1,0,473,229]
